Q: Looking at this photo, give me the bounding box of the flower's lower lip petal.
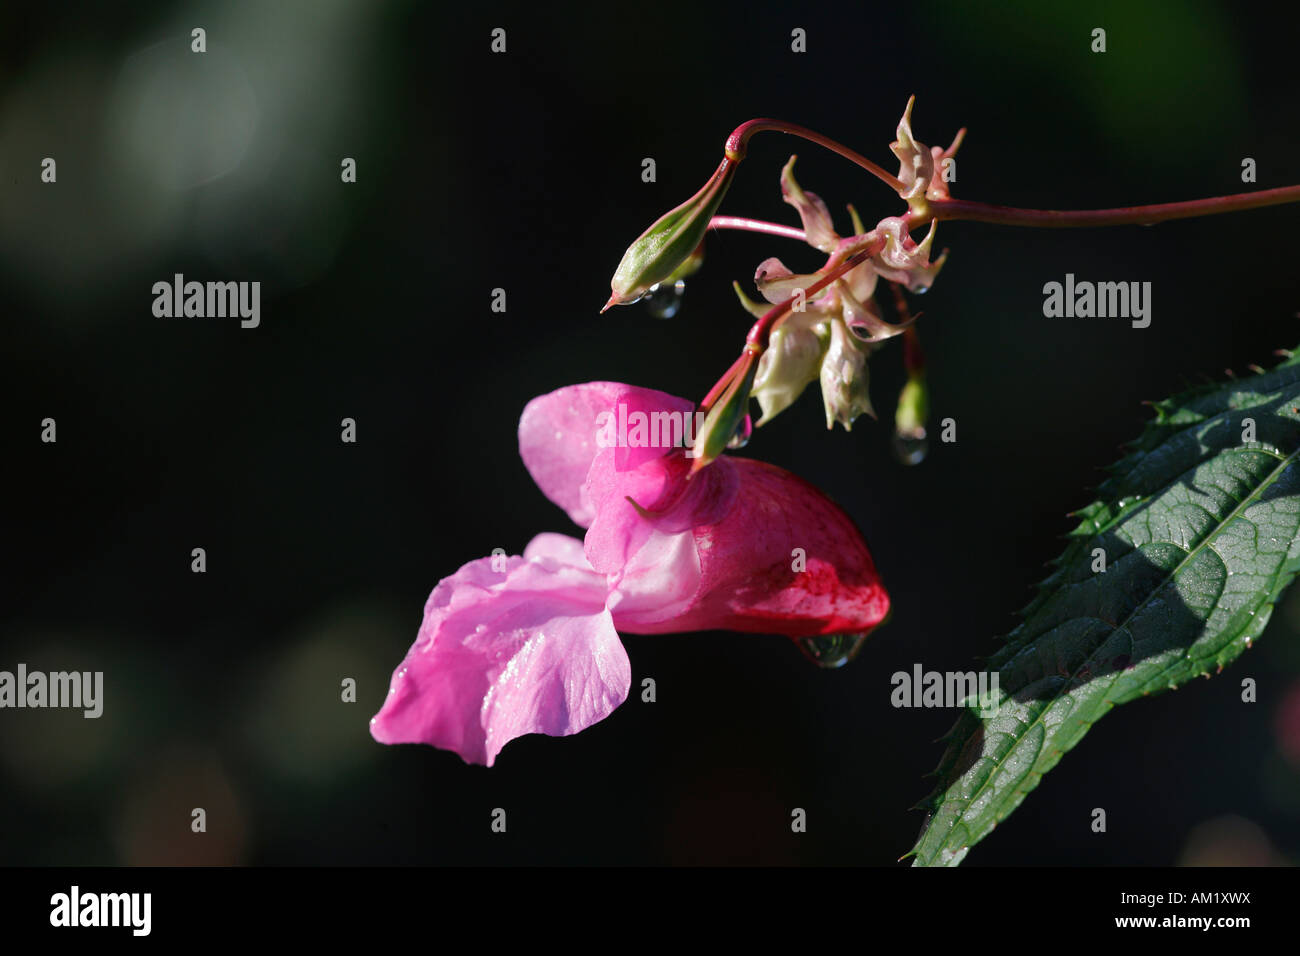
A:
[370,548,625,766]
[692,459,890,636]
[604,523,702,625]
[614,458,890,638]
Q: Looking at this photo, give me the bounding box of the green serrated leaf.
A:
[910,348,1300,867]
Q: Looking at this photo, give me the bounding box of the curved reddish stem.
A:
[889,283,925,375]
[726,119,905,194]
[698,351,752,410]
[928,185,1300,228]
[709,216,807,242]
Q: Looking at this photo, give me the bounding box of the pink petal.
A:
[604,462,729,625]
[845,259,879,303]
[754,257,825,305]
[780,156,840,253]
[890,96,935,207]
[583,447,739,625]
[523,531,590,566]
[870,217,945,293]
[609,456,890,638]
[370,540,628,766]
[518,382,693,527]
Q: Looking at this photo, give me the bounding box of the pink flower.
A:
[370,382,889,765]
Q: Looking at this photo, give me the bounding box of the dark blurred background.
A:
[2,0,1299,865]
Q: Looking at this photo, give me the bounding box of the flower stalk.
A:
[608,97,1300,460]
[922,185,1300,229]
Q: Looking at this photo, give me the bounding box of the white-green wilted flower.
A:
[820,318,875,430]
[890,95,935,216]
[734,280,836,426]
[752,321,830,425]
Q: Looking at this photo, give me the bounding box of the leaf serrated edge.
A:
[909,345,1300,864]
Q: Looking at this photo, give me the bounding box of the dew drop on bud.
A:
[643,279,686,319]
[727,413,753,449]
[892,430,928,465]
[796,633,869,669]
[912,283,929,295]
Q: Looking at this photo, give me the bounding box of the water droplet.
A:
[912,283,929,295]
[892,430,928,465]
[643,279,686,319]
[796,633,869,669]
[727,414,753,449]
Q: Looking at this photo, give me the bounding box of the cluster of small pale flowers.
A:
[743,101,960,431]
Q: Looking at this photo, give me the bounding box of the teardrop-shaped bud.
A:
[691,349,758,471]
[895,372,928,440]
[605,158,737,311]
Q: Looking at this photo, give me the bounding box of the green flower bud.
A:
[605,158,736,311]
[662,240,705,284]
[692,349,757,471]
[894,373,928,439]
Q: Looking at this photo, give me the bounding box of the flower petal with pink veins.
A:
[370,537,628,766]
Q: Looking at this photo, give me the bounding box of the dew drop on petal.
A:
[796,633,869,669]
[644,279,686,319]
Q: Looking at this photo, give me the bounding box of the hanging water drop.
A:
[796,633,869,669]
[727,413,753,449]
[892,429,928,465]
[643,279,686,319]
